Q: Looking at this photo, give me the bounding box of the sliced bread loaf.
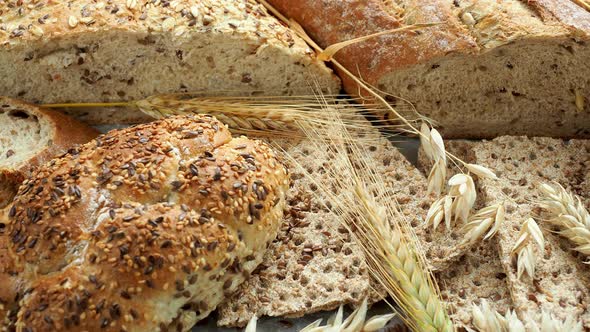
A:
[267,0,590,138]
[0,97,98,208]
[0,0,340,124]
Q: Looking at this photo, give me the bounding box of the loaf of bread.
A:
[1,115,289,331]
[0,97,98,209]
[0,0,340,124]
[268,0,590,138]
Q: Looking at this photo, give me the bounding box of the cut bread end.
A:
[0,98,98,208]
[378,39,590,138]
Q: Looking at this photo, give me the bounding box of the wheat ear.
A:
[538,182,590,261]
[278,105,453,331]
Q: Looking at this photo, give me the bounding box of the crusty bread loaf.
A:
[0,97,98,209]
[268,0,590,138]
[2,115,289,331]
[0,0,340,124]
[217,122,488,327]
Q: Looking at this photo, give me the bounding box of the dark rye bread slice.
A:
[267,0,590,138]
[418,141,514,330]
[0,0,340,125]
[217,128,489,327]
[0,97,99,209]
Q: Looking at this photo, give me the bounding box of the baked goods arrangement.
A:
[0,0,589,332]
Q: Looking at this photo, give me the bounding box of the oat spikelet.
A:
[471,300,525,332]
[425,174,478,230]
[279,106,453,332]
[297,298,396,332]
[511,218,544,280]
[459,203,504,247]
[538,182,590,260]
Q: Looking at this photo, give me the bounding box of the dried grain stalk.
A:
[42,93,419,140]
[510,218,545,280]
[278,106,453,332]
[246,298,396,332]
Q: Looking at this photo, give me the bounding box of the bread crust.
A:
[267,0,477,93]
[0,97,99,206]
[2,115,289,331]
[0,0,340,124]
[268,0,590,138]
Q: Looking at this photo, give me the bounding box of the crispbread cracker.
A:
[470,136,590,328]
[218,128,490,327]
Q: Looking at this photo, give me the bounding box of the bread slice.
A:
[421,141,514,330]
[0,0,340,124]
[217,125,488,327]
[268,0,590,138]
[468,136,590,328]
[0,97,98,208]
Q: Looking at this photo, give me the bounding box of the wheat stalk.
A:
[43,93,420,141]
[277,105,453,332]
[538,182,590,261]
[511,218,545,280]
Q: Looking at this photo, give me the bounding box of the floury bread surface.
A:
[267,0,590,138]
[0,0,340,124]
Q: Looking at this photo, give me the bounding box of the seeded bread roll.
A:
[268,0,590,138]
[0,97,99,208]
[0,0,340,124]
[2,115,289,332]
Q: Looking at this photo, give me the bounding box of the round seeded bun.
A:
[3,114,289,331]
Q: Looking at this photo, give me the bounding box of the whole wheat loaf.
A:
[0,97,98,209]
[450,137,590,328]
[0,0,340,124]
[268,0,590,138]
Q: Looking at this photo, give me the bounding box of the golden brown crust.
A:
[267,0,478,94]
[3,115,289,331]
[0,97,99,197]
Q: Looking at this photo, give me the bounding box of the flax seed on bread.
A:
[0,0,340,125]
[1,115,290,331]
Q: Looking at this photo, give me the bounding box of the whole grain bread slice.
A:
[467,136,590,328]
[217,126,490,327]
[0,0,340,125]
[0,97,99,208]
